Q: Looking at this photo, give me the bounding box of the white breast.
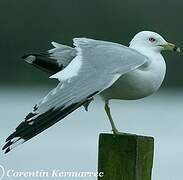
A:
[101,54,166,100]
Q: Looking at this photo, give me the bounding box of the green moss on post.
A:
[98,133,154,180]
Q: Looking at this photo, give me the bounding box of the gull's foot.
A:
[112,129,137,136]
[112,129,124,135]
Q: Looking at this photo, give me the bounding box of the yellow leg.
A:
[104,101,119,134]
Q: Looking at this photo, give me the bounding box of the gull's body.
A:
[101,49,166,100]
[3,31,180,154]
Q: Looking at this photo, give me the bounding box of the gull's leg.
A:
[104,100,119,134]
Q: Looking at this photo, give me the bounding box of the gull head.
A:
[129,31,180,53]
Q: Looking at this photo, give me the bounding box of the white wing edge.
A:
[49,39,83,81]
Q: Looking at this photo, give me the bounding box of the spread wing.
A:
[3,38,148,153]
[22,42,76,74]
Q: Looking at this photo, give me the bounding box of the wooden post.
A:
[98,133,154,180]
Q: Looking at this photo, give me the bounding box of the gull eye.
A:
[149,37,156,43]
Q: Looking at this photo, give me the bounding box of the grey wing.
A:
[22,42,77,74]
[3,38,148,153]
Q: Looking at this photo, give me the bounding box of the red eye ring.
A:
[149,37,156,42]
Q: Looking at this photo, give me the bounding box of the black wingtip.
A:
[2,145,5,151]
[22,54,37,64]
[6,133,15,142]
[4,147,11,154]
[2,141,12,150]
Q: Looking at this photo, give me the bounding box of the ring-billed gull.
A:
[3,31,180,153]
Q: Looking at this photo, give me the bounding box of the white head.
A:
[129,31,180,53]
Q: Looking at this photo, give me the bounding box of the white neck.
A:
[129,44,163,60]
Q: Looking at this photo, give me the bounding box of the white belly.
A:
[101,59,166,100]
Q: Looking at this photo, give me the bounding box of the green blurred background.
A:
[1,0,183,86]
[1,1,183,180]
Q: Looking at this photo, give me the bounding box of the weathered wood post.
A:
[98,133,154,180]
